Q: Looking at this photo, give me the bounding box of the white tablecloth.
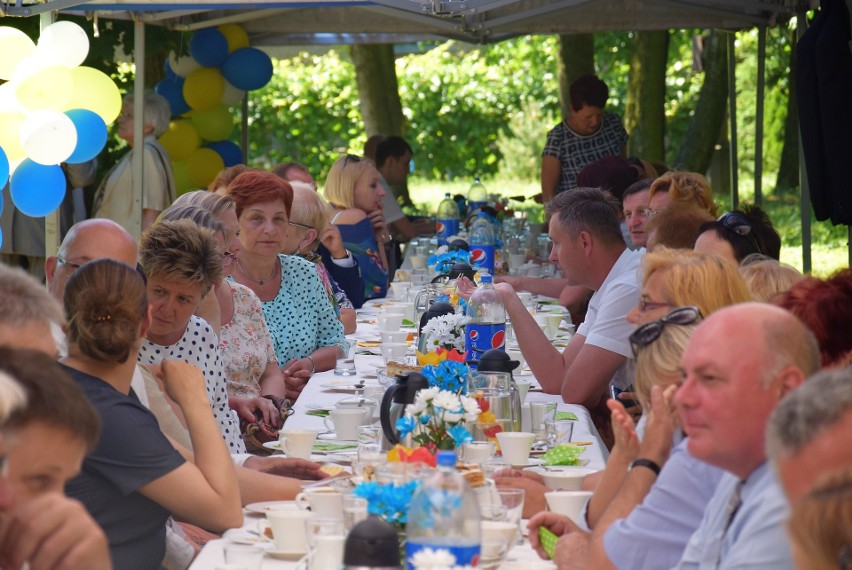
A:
[190,299,606,569]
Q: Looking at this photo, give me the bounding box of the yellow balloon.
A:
[0,28,36,80]
[218,24,249,53]
[0,111,27,162]
[185,147,225,188]
[183,67,224,111]
[16,65,73,112]
[190,104,234,141]
[159,120,200,161]
[66,67,122,125]
[171,160,194,196]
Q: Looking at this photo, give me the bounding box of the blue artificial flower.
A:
[429,250,472,273]
[447,425,473,446]
[353,481,421,525]
[396,415,417,437]
[419,414,431,424]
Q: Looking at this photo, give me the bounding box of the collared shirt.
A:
[379,174,406,224]
[575,247,643,390]
[675,462,793,570]
[604,439,725,569]
[542,113,628,194]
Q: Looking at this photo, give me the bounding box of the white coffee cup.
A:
[261,507,313,553]
[378,313,405,331]
[533,314,555,339]
[545,490,594,524]
[509,253,527,270]
[506,348,526,372]
[380,342,408,363]
[516,291,533,305]
[461,441,496,464]
[380,330,408,344]
[496,432,535,466]
[296,534,346,570]
[409,255,428,269]
[324,408,368,440]
[514,379,531,404]
[280,429,320,460]
[295,487,344,519]
[389,281,411,300]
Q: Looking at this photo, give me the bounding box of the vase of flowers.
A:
[395,387,480,451]
[418,312,467,357]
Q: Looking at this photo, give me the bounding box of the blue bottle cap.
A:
[479,274,492,284]
[436,450,457,467]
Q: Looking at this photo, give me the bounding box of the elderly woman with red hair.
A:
[225,171,345,400]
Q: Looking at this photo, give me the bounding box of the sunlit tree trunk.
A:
[624,31,669,162]
[774,31,799,195]
[673,31,728,174]
[557,34,595,117]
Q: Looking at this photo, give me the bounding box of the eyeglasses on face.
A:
[56,255,83,271]
[717,212,762,254]
[638,298,673,313]
[630,305,703,355]
[288,221,313,231]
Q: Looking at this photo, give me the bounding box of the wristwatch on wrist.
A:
[305,355,316,375]
[629,458,662,476]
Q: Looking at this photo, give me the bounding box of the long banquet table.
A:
[190,298,607,569]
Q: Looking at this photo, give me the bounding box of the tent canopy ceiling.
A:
[2,0,801,44]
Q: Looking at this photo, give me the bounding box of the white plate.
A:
[510,457,543,468]
[223,528,272,546]
[267,549,307,561]
[325,451,357,464]
[320,382,365,393]
[244,500,297,515]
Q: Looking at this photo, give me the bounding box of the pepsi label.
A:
[469,244,495,274]
[465,322,506,364]
[468,200,487,212]
[436,217,459,245]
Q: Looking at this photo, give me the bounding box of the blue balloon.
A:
[10,160,66,217]
[164,58,177,79]
[65,109,108,164]
[0,146,8,188]
[190,28,229,68]
[221,48,273,91]
[155,75,191,117]
[207,140,243,167]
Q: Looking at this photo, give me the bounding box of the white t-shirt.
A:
[379,175,406,224]
[576,248,643,390]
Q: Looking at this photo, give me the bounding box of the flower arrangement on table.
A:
[428,249,471,274]
[353,479,421,528]
[395,386,480,452]
[418,312,466,352]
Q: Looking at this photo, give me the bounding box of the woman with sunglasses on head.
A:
[224,171,346,401]
[529,306,727,570]
[322,154,390,300]
[285,182,357,334]
[694,204,782,266]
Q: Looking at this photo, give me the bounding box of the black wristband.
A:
[629,458,662,476]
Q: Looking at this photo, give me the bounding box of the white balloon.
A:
[11,51,59,84]
[37,21,90,68]
[0,28,36,80]
[221,78,246,106]
[168,51,200,78]
[0,82,24,113]
[20,110,77,165]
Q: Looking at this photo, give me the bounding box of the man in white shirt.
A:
[375,136,436,243]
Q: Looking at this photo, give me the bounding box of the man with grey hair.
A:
[465,187,642,408]
[767,366,852,503]
[0,263,64,357]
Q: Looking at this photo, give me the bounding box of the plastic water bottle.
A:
[467,176,488,212]
[405,451,481,569]
[465,274,507,364]
[436,192,460,246]
[469,213,496,274]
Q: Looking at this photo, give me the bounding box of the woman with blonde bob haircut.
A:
[323,155,389,300]
[788,466,852,570]
[627,247,752,326]
[647,171,718,217]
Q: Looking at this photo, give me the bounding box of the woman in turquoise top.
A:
[225,170,345,400]
[323,155,389,300]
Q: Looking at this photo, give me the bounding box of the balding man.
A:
[673,303,819,569]
[767,367,852,503]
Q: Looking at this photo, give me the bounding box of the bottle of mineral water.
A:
[469,213,496,275]
[436,192,460,246]
[467,176,488,212]
[405,451,481,569]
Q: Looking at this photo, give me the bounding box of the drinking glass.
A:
[529,402,557,447]
[545,418,574,448]
[343,496,369,532]
[497,487,525,544]
[334,339,357,376]
[306,517,345,552]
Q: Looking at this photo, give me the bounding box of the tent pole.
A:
[796,11,812,274]
[241,93,249,163]
[42,12,60,259]
[754,25,766,206]
[727,31,739,209]
[131,17,146,240]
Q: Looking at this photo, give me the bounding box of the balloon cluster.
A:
[0,21,120,238]
[154,24,273,194]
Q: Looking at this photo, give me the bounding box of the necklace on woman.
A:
[235,258,278,286]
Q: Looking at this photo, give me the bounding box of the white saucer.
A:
[510,457,543,468]
[222,528,272,546]
[244,500,297,515]
[267,549,307,561]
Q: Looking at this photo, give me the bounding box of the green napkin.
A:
[313,441,358,452]
[540,443,584,466]
[306,409,329,418]
[555,411,578,421]
[402,319,415,327]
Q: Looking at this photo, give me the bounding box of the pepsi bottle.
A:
[465,274,506,364]
[405,451,481,569]
[436,192,460,246]
[467,176,488,212]
[469,213,496,275]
